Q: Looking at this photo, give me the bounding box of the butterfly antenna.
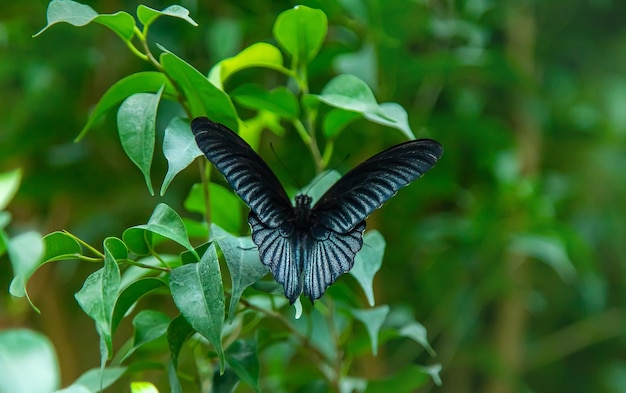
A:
[270,142,302,189]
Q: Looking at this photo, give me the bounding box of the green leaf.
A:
[112,277,168,334]
[208,42,288,88]
[364,102,415,139]
[316,74,379,113]
[117,85,164,195]
[130,381,160,393]
[184,183,243,234]
[76,72,174,141]
[160,50,238,130]
[0,168,22,211]
[315,75,416,138]
[293,308,336,362]
[8,231,44,308]
[364,364,432,393]
[509,234,576,282]
[167,315,193,369]
[59,367,127,393]
[399,321,436,357]
[34,0,135,42]
[74,237,123,363]
[123,203,196,258]
[42,231,82,262]
[350,230,385,306]
[0,329,60,393]
[225,339,260,393]
[273,5,327,64]
[170,244,225,373]
[231,84,299,119]
[122,310,170,361]
[161,117,203,196]
[137,5,197,28]
[210,224,268,323]
[322,109,362,139]
[8,231,82,311]
[351,305,390,356]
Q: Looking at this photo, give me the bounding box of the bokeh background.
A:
[2,0,626,392]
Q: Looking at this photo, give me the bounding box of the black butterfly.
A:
[191,117,443,304]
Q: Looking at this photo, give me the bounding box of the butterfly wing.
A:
[192,117,301,301]
[301,139,443,301]
[191,117,293,227]
[312,139,443,233]
[302,221,366,302]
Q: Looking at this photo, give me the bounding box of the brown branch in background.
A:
[483,3,539,393]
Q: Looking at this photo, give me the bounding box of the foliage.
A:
[2,1,439,392]
[2,0,626,393]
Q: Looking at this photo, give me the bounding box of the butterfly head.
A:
[295,194,312,209]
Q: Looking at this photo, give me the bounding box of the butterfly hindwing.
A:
[303,221,366,302]
[191,117,293,227]
[248,212,301,303]
[312,139,443,233]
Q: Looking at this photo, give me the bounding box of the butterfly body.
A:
[191,117,443,304]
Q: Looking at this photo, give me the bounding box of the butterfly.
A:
[191,117,443,304]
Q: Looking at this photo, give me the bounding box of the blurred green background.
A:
[2,0,626,392]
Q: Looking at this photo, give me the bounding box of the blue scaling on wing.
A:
[191,117,293,227]
[248,212,301,304]
[312,139,444,233]
[303,221,366,302]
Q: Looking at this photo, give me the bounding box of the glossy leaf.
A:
[399,321,435,356]
[137,5,197,28]
[117,86,164,195]
[123,203,196,258]
[0,329,60,393]
[0,168,22,211]
[167,315,194,369]
[316,74,380,113]
[225,339,260,392]
[350,230,385,306]
[294,308,336,362]
[111,277,168,334]
[364,102,415,139]
[122,310,170,361]
[208,42,288,88]
[273,5,327,64]
[170,243,225,373]
[315,75,415,138]
[42,231,82,262]
[34,0,135,42]
[231,84,298,119]
[160,50,238,130]
[7,231,44,309]
[211,224,268,323]
[161,117,204,196]
[74,237,124,362]
[351,305,390,356]
[76,72,174,141]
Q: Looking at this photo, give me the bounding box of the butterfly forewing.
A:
[312,139,443,233]
[191,117,293,227]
